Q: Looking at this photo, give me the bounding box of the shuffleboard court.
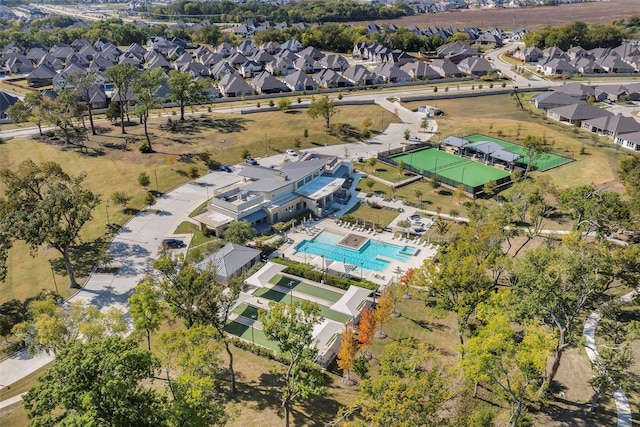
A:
[464,134,573,171]
[393,148,510,188]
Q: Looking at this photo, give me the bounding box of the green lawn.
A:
[344,202,401,228]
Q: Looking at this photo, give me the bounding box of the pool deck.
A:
[281,220,437,288]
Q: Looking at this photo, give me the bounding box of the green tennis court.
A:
[465,134,572,171]
[268,275,343,303]
[393,148,510,188]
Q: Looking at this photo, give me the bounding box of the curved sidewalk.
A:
[583,287,639,427]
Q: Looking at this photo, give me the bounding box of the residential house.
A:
[382,49,415,66]
[594,84,640,102]
[547,103,613,125]
[251,71,289,94]
[26,47,48,65]
[541,46,567,60]
[36,53,64,71]
[218,72,253,98]
[429,59,464,78]
[26,64,57,87]
[5,53,34,74]
[172,52,193,70]
[400,61,441,80]
[294,55,321,74]
[436,41,478,64]
[200,52,224,67]
[210,61,236,80]
[240,60,263,78]
[0,90,18,119]
[266,57,295,77]
[194,243,261,282]
[314,69,351,88]
[553,82,596,100]
[533,91,581,110]
[566,46,591,61]
[280,39,303,53]
[457,56,494,76]
[284,70,318,92]
[89,54,115,72]
[215,42,234,58]
[571,57,606,74]
[581,114,640,139]
[298,46,324,61]
[146,53,171,70]
[253,49,275,66]
[261,41,281,55]
[318,54,349,72]
[227,51,248,69]
[513,47,542,63]
[236,40,258,57]
[180,61,208,78]
[537,58,577,76]
[594,55,635,74]
[53,64,87,91]
[476,32,503,47]
[614,131,640,151]
[373,63,411,83]
[343,64,382,86]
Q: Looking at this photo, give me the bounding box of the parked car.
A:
[219,165,232,172]
[162,238,185,249]
[410,214,421,221]
[245,156,258,165]
[408,136,421,142]
[286,149,298,156]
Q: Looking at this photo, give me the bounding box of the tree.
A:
[522,135,551,178]
[23,337,167,426]
[43,88,84,146]
[194,24,221,45]
[129,276,164,351]
[105,63,138,134]
[12,296,126,356]
[362,117,373,129]
[6,100,30,123]
[364,178,374,192]
[432,216,450,242]
[367,157,377,173]
[24,91,46,135]
[483,180,497,198]
[355,338,450,426]
[461,292,556,427]
[259,300,325,427]
[158,326,230,427]
[337,327,358,382]
[307,96,337,130]
[111,190,132,209]
[397,160,405,176]
[560,184,629,238]
[168,69,210,121]
[133,68,168,150]
[223,220,255,244]
[421,220,505,345]
[358,306,376,355]
[67,70,101,136]
[192,275,243,394]
[618,155,640,222]
[508,238,634,381]
[278,97,292,113]
[0,161,100,288]
[454,184,467,204]
[403,128,410,143]
[415,189,423,203]
[374,287,393,338]
[138,171,151,189]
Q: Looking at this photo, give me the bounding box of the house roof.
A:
[535,91,582,109]
[330,285,371,317]
[548,103,613,121]
[616,131,640,145]
[0,90,18,113]
[241,158,327,193]
[553,82,595,98]
[284,70,316,88]
[195,243,260,280]
[251,71,287,91]
[583,114,640,134]
[219,72,252,95]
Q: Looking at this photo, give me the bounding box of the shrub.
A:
[256,102,261,108]
[501,82,506,88]
[138,141,151,153]
[144,192,156,206]
[44,130,55,137]
[271,258,377,290]
[268,100,274,107]
[433,86,438,93]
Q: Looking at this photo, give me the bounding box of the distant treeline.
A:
[523,18,640,51]
[146,0,413,24]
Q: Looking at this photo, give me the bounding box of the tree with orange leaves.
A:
[337,327,357,384]
[374,288,393,338]
[358,306,376,351]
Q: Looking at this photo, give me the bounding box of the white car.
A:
[286,149,298,156]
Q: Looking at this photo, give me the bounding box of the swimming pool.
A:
[295,231,413,272]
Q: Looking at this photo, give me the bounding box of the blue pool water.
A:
[295,231,413,272]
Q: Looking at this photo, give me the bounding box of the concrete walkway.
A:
[583,287,639,427]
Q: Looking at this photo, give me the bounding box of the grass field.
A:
[392,147,511,188]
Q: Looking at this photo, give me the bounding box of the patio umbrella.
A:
[328,260,355,275]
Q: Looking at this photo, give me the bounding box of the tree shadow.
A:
[159,116,251,134]
[50,238,109,280]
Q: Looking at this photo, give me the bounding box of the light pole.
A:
[154,170,159,193]
[303,246,308,264]
[251,314,256,345]
[289,281,293,303]
[360,262,363,281]
[461,167,466,186]
[50,265,59,294]
[105,202,110,232]
[434,159,439,176]
[394,266,403,284]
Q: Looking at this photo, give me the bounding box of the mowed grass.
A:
[403,94,627,191]
[344,202,401,227]
[0,104,397,307]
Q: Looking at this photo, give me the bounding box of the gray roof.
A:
[0,90,18,113]
[466,141,502,154]
[443,136,468,147]
[241,158,327,193]
[491,150,520,163]
[195,243,260,280]
[583,114,640,134]
[548,103,613,121]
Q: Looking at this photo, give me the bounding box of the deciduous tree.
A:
[356,338,450,426]
[67,70,101,136]
[259,300,325,427]
[223,220,255,244]
[560,184,629,238]
[133,68,168,151]
[522,135,551,178]
[168,69,210,121]
[337,327,357,382]
[105,63,138,134]
[307,96,337,130]
[23,336,167,426]
[374,287,393,338]
[0,161,100,288]
[129,276,164,351]
[358,306,376,354]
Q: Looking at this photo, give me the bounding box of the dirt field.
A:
[368,0,639,31]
